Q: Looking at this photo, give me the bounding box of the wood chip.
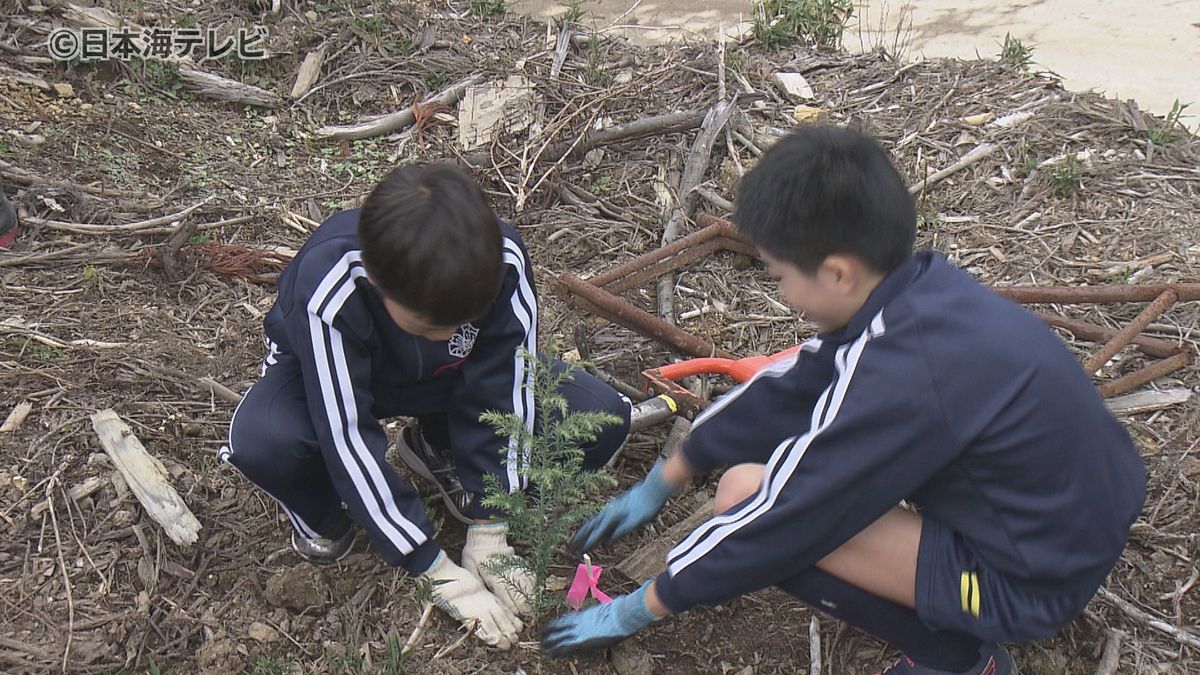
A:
[31,475,104,517]
[0,401,32,432]
[1106,388,1193,416]
[90,409,201,546]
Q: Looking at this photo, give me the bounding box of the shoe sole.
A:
[393,437,474,526]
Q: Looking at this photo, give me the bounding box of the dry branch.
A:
[178,68,282,108]
[23,198,212,235]
[314,75,484,141]
[1097,587,1200,650]
[1094,628,1123,675]
[909,143,997,195]
[462,109,708,169]
[809,616,822,675]
[90,409,201,546]
[659,99,737,323]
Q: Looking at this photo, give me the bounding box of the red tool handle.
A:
[656,344,804,383]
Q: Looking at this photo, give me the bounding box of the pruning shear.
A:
[628,344,804,430]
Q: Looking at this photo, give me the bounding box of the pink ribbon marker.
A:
[567,554,613,610]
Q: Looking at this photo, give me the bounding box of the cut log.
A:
[90,409,201,546]
[1105,388,1192,415]
[617,498,715,582]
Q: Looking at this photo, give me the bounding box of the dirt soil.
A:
[2,1,1199,674]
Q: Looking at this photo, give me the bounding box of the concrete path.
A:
[510,0,1200,127]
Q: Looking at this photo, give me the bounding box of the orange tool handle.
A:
[656,344,804,383]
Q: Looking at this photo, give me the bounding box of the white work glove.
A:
[461,521,535,617]
[421,550,523,649]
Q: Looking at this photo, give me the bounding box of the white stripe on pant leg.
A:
[304,256,425,552]
[328,327,428,546]
[308,313,421,554]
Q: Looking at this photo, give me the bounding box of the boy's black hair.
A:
[734,125,916,275]
[359,163,502,326]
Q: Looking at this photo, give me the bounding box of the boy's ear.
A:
[819,254,862,293]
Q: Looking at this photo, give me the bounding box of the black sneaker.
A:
[0,187,17,249]
[393,422,474,524]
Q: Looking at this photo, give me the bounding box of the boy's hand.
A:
[422,551,523,649]
[462,521,534,617]
[569,461,677,555]
[540,581,659,656]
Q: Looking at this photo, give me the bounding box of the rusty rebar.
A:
[1082,290,1179,374]
[1034,312,1181,359]
[997,284,1200,304]
[605,239,727,294]
[1098,351,1195,398]
[591,221,736,288]
[553,272,736,359]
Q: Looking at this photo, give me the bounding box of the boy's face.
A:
[380,295,460,341]
[760,249,882,333]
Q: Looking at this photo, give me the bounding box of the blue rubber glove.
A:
[569,460,678,556]
[540,581,660,656]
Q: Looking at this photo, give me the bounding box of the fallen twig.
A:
[1097,586,1200,650]
[402,602,435,656]
[23,198,212,235]
[462,109,708,169]
[909,143,997,196]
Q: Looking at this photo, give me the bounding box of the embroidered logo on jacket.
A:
[448,323,479,358]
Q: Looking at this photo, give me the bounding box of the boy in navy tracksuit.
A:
[221,164,630,649]
[542,126,1147,674]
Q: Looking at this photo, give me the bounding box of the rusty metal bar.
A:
[1098,351,1195,398]
[719,236,759,258]
[591,221,737,288]
[1082,290,1178,374]
[553,272,736,359]
[606,239,727,294]
[1034,312,1181,359]
[997,284,1200,304]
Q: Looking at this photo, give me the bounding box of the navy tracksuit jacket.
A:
[654,250,1148,618]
